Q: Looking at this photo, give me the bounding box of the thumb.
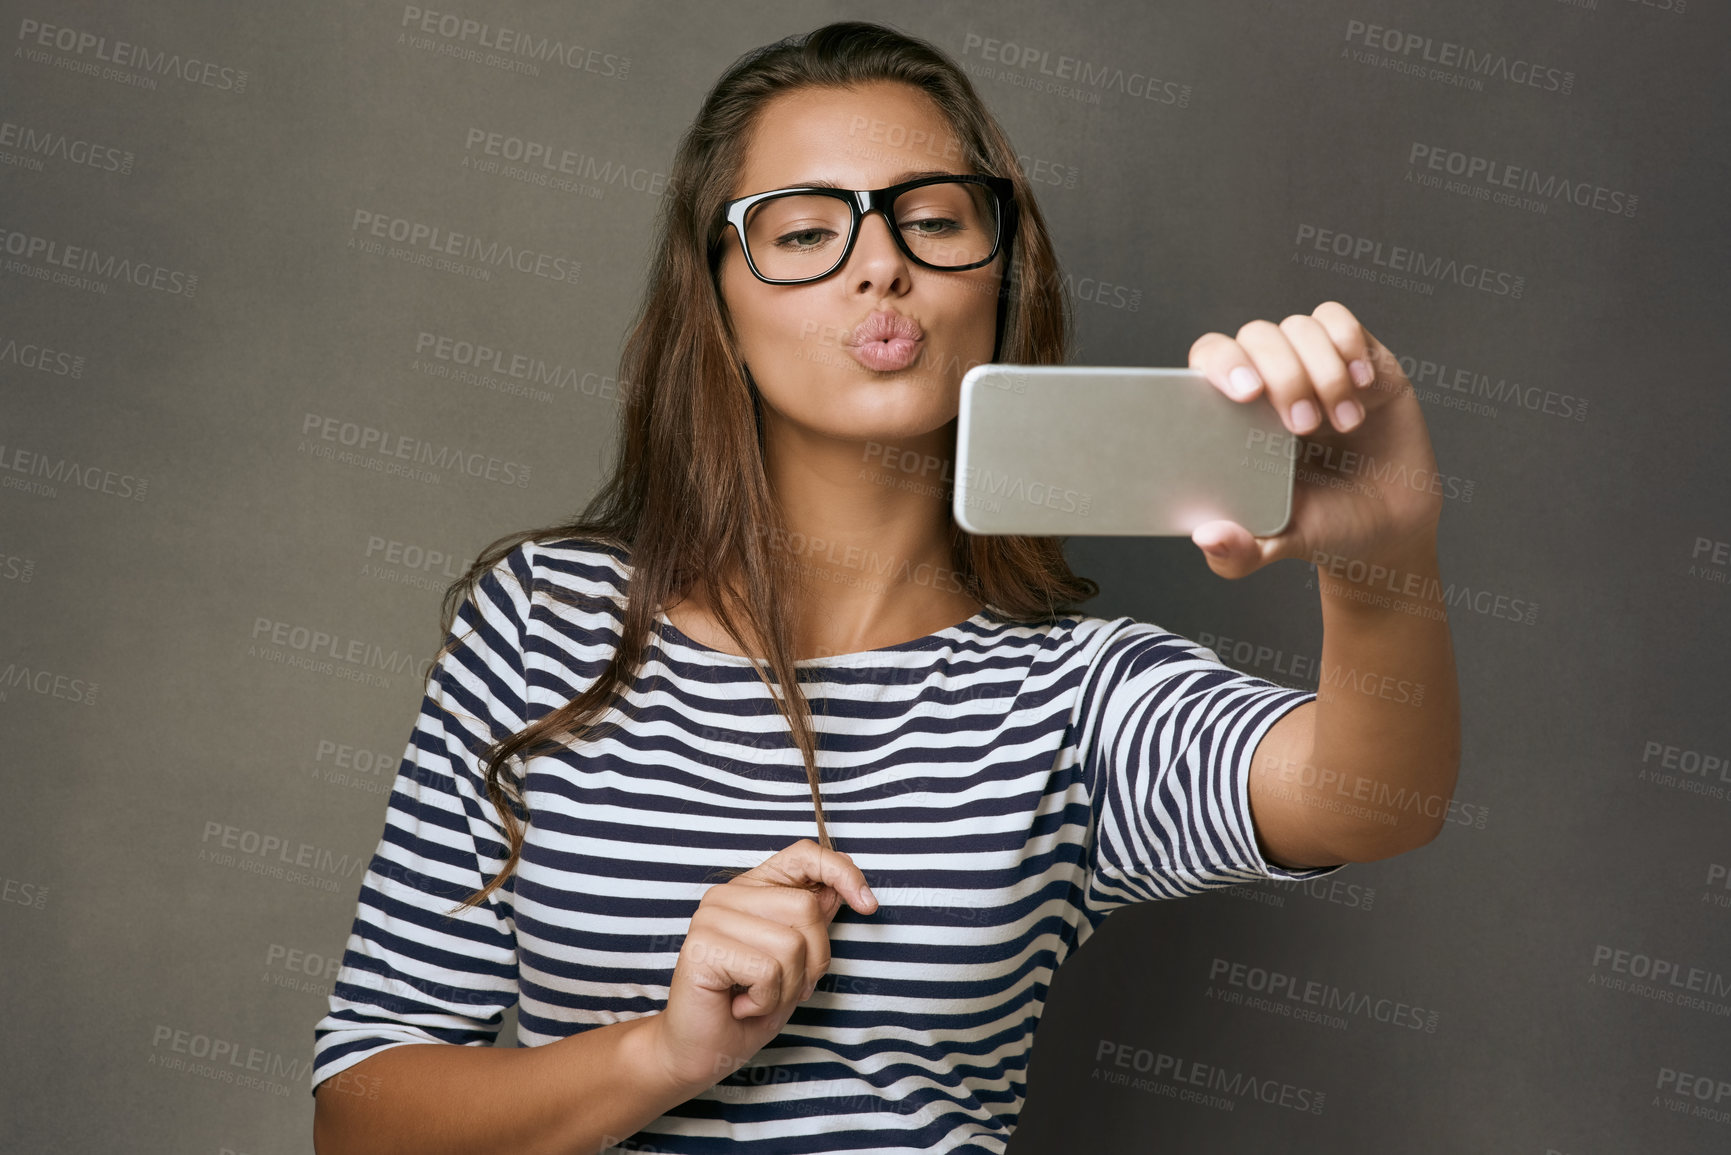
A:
[1192,519,1282,579]
[739,840,879,917]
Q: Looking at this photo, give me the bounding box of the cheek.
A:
[739,292,836,364]
[937,278,1002,347]
[955,263,1004,313]
[719,278,779,358]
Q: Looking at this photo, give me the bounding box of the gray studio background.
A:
[4,1,1728,1152]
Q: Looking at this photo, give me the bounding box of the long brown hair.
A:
[444,20,1097,912]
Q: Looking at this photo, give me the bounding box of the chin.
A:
[829,374,952,413]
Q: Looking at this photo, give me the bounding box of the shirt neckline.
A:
[653,607,1000,666]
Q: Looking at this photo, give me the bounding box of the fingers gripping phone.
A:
[952,365,1295,537]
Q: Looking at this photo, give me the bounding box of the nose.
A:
[844,208,910,288]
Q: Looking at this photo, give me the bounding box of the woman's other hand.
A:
[642,838,878,1094]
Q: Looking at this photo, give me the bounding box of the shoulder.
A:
[1030,612,1216,666]
[481,534,634,648]
[467,534,631,601]
[967,612,1208,692]
[1040,614,1244,701]
[1095,616,1222,663]
[500,534,631,598]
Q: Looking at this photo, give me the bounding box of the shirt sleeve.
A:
[310,542,535,1095]
[1074,618,1347,922]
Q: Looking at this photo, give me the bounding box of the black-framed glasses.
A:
[709,174,1017,285]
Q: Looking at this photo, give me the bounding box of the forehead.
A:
[734,81,969,195]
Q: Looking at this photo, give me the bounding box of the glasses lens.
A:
[893,179,1000,269]
[741,180,1000,281]
[743,193,852,281]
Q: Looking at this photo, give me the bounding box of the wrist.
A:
[623,1013,717,1102]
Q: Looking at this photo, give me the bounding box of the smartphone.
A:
[952,364,1294,537]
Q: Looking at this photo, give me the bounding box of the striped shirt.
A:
[311,536,1345,1152]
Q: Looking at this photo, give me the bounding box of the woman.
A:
[312,20,1458,1155]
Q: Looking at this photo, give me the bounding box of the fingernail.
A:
[1288,399,1319,433]
[1202,540,1230,557]
[1227,366,1261,400]
[860,884,876,908]
[801,981,815,1001]
[1349,359,1374,387]
[1333,400,1362,431]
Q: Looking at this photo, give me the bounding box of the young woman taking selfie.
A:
[312,20,1458,1155]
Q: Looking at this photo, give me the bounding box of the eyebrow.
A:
[793,169,969,188]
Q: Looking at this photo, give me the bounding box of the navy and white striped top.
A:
[311,536,1345,1152]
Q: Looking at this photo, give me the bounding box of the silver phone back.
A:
[953,365,1295,536]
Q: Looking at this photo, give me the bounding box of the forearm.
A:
[313,1013,705,1155]
[1304,537,1461,858]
